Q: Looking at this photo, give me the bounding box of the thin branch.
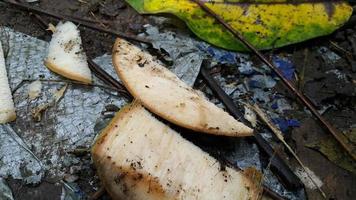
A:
[2,124,43,168]
[3,0,150,44]
[21,79,119,92]
[250,104,327,199]
[89,11,109,29]
[192,0,356,161]
[200,65,302,190]
[87,59,132,100]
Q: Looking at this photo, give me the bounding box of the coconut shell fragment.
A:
[92,102,261,200]
[112,38,253,137]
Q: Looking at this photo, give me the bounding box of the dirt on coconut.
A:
[0,0,355,200]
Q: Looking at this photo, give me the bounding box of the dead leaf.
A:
[31,84,67,121]
[306,129,356,175]
[32,104,50,122]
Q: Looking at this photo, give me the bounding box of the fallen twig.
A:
[2,124,43,167]
[3,0,150,44]
[193,0,356,161]
[329,40,353,58]
[200,65,302,190]
[87,59,132,100]
[89,11,109,29]
[250,103,327,199]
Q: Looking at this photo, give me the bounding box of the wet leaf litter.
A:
[0,0,354,200]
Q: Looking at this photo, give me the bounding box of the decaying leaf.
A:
[294,167,323,190]
[92,102,261,200]
[126,0,353,51]
[44,21,92,84]
[113,38,253,137]
[31,84,68,121]
[305,129,356,176]
[32,104,50,122]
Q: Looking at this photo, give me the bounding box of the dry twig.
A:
[250,103,327,199]
[3,0,150,44]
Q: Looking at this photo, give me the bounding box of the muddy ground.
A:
[0,0,355,200]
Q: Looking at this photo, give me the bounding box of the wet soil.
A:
[0,0,355,200]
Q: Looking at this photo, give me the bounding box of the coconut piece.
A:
[0,41,16,123]
[28,80,42,100]
[112,38,253,137]
[44,21,92,84]
[92,102,261,200]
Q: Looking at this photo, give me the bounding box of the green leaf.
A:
[126,0,353,51]
[305,129,356,176]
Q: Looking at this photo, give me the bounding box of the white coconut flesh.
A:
[92,102,261,200]
[0,41,16,123]
[112,38,253,137]
[45,21,92,84]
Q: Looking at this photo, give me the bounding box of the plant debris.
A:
[305,129,356,176]
[31,84,67,121]
[294,167,323,190]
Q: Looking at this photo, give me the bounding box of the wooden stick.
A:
[251,104,327,199]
